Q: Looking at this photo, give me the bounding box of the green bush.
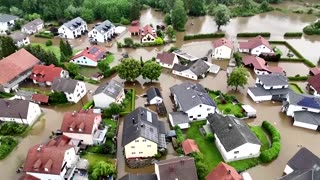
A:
[0,92,14,98]
[120,17,130,25]
[168,46,179,52]
[35,31,54,39]
[284,32,303,37]
[176,147,184,154]
[205,133,215,141]
[45,40,53,46]
[174,126,185,145]
[237,32,271,37]
[224,108,231,113]
[303,24,320,35]
[288,76,309,81]
[183,33,225,40]
[0,122,28,136]
[82,100,94,110]
[259,121,281,163]
[74,75,85,81]
[0,136,18,159]
[49,92,68,104]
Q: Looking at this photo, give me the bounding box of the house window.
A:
[234,151,239,154]
[197,114,201,117]
[302,107,308,110]
[207,108,211,111]
[131,146,135,148]
[135,140,139,142]
[199,105,202,107]
[147,145,151,147]
[132,152,136,154]
[189,116,193,118]
[139,152,143,154]
[142,139,146,142]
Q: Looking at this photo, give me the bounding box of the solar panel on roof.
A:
[297,97,320,109]
[107,87,115,94]
[89,47,99,54]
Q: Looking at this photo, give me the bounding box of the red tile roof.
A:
[310,67,320,76]
[47,135,73,147]
[129,26,140,33]
[141,25,157,38]
[30,64,64,83]
[308,73,320,92]
[243,55,284,74]
[156,52,176,65]
[32,94,49,104]
[206,162,243,180]
[61,111,101,134]
[181,139,200,155]
[239,36,272,50]
[0,48,40,85]
[71,46,106,62]
[213,38,233,49]
[131,20,140,26]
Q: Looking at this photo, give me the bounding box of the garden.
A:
[0,136,18,160]
[289,83,304,94]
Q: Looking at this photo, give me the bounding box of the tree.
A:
[214,4,231,30]
[24,45,58,66]
[171,0,187,31]
[154,37,164,45]
[260,0,271,12]
[188,0,206,16]
[9,6,23,17]
[24,13,41,21]
[117,58,141,82]
[227,66,248,90]
[60,39,72,62]
[164,13,172,25]
[124,38,134,47]
[103,103,123,118]
[165,25,175,39]
[81,8,94,23]
[65,40,73,57]
[0,36,17,58]
[129,0,141,21]
[91,161,115,180]
[67,63,79,78]
[141,61,162,82]
[49,92,68,104]
[97,60,111,76]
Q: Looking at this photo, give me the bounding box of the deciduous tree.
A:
[188,0,206,16]
[141,61,162,82]
[165,25,175,39]
[214,4,231,30]
[171,0,187,31]
[91,161,115,180]
[117,58,141,82]
[0,36,17,58]
[66,63,79,78]
[129,0,141,21]
[97,60,111,76]
[227,66,248,90]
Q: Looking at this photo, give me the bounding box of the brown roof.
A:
[181,139,200,155]
[129,26,140,33]
[206,162,242,180]
[243,55,284,74]
[47,135,73,147]
[156,52,176,65]
[30,64,64,83]
[0,99,30,119]
[0,48,40,85]
[60,111,101,134]
[20,174,40,180]
[32,94,49,103]
[213,38,233,49]
[71,46,106,62]
[239,36,272,50]
[155,156,198,180]
[308,73,320,92]
[310,67,320,76]
[141,25,157,38]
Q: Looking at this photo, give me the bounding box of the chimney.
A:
[132,118,136,124]
[141,123,144,128]
[86,47,89,50]
[227,170,231,175]
[72,111,77,116]
[37,144,43,152]
[228,124,232,129]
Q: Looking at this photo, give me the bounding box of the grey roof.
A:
[188,59,210,76]
[257,74,288,87]
[172,63,189,72]
[248,84,289,96]
[0,99,30,119]
[170,81,216,111]
[93,79,124,99]
[0,14,18,22]
[122,107,164,146]
[94,20,115,34]
[22,19,43,31]
[119,174,157,180]
[294,111,320,125]
[147,87,162,103]
[279,169,315,180]
[63,17,86,31]
[169,112,190,126]
[208,113,261,152]
[16,90,35,101]
[10,32,27,42]
[287,91,320,109]
[51,78,79,93]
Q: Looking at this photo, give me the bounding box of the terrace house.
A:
[58,17,87,39]
[88,20,115,43]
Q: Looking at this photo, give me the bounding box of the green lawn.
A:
[250,126,270,151]
[104,54,115,64]
[289,83,304,94]
[32,43,61,59]
[81,153,115,169]
[104,119,117,129]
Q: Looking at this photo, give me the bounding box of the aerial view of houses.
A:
[1,1,320,180]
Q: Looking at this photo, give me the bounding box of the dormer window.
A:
[69,127,73,131]
[79,128,82,132]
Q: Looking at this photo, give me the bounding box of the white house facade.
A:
[124,137,158,159]
[65,81,86,103]
[172,69,198,80]
[249,44,272,56]
[21,19,44,34]
[88,20,115,43]
[140,25,157,43]
[212,38,233,59]
[58,17,87,39]
[239,36,273,56]
[70,46,106,67]
[156,52,178,69]
[51,78,87,103]
[0,14,18,34]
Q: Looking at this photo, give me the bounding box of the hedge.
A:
[0,122,28,136]
[259,121,281,163]
[174,126,185,145]
[119,89,135,116]
[284,32,303,37]
[0,136,18,160]
[288,76,309,81]
[0,92,14,98]
[35,32,54,39]
[82,100,94,110]
[183,33,225,40]
[237,32,270,37]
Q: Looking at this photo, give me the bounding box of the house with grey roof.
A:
[282,91,320,131]
[21,18,44,35]
[208,113,261,162]
[51,78,87,103]
[168,112,190,129]
[0,13,19,34]
[93,79,124,109]
[146,87,162,105]
[248,74,289,102]
[10,31,30,47]
[280,147,320,180]
[172,59,210,80]
[58,17,87,39]
[0,99,41,125]
[170,82,216,124]
[119,173,157,180]
[122,107,166,159]
[88,20,115,43]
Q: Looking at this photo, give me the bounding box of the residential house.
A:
[173,49,199,61]
[156,52,179,69]
[168,112,190,129]
[20,174,40,180]
[93,79,125,109]
[51,78,87,103]
[208,113,261,162]
[30,64,69,86]
[70,46,106,67]
[140,25,157,43]
[0,48,40,93]
[61,110,106,145]
[307,73,320,96]
[23,136,80,180]
[58,17,87,39]
[212,38,233,59]
[88,20,115,43]
[170,82,216,122]
[172,59,210,80]
[128,20,140,36]
[154,156,198,180]
[282,91,320,131]
[280,147,320,180]
[147,87,163,105]
[206,162,243,180]
[119,173,157,180]
[122,107,166,159]
[181,139,200,155]
[238,36,273,56]
[242,55,284,75]
[32,94,49,105]
[247,74,289,102]
[10,32,30,47]
[21,19,44,35]
[0,14,18,34]
[0,99,41,125]
[309,67,320,76]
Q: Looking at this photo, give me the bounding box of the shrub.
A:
[124,38,134,47]
[260,142,281,163]
[183,33,225,40]
[154,37,164,45]
[205,133,215,141]
[0,136,18,159]
[174,126,185,145]
[288,76,309,81]
[82,100,94,110]
[303,21,320,35]
[0,92,14,98]
[120,17,130,25]
[35,31,54,39]
[262,121,281,142]
[0,122,28,136]
[233,52,243,66]
[284,32,303,37]
[236,32,271,37]
[49,92,68,104]
[176,147,184,154]
[224,108,231,113]
[45,40,53,46]
[106,131,115,139]
[168,46,179,52]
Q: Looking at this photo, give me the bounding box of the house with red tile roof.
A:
[70,46,106,67]
[206,162,243,180]
[307,73,320,96]
[212,38,233,59]
[156,52,178,69]
[0,48,40,93]
[61,111,106,145]
[242,55,284,75]
[32,94,49,104]
[128,20,140,36]
[30,64,69,86]
[141,25,157,43]
[309,67,320,76]
[181,139,200,155]
[239,36,273,56]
